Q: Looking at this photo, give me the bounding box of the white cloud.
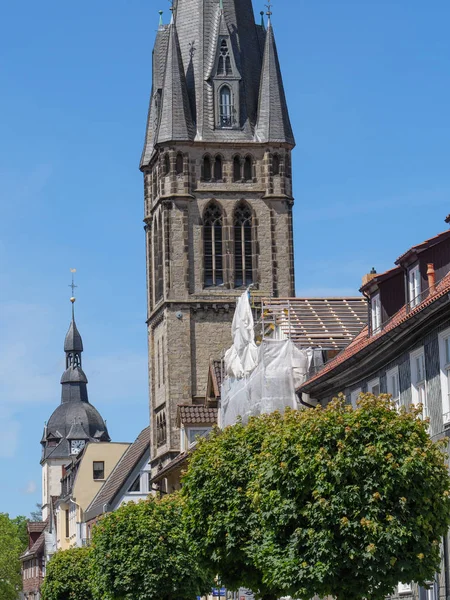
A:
[22,481,37,495]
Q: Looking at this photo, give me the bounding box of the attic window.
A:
[217,40,232,76]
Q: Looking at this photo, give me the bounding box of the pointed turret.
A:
[41,299,110,463]
[155,20,195,145]
[255,18,295,145]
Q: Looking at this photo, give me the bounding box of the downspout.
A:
[444,533,450,600]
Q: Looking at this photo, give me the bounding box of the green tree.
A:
[0,513,27,600]
[183,395,450,600]
[90,494,213,600]
[41,546,93,600]
[182,415,280,600]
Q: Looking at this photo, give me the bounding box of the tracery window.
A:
[233,155,241,182]
[203,155,212,182]
[217,40,233,76]
[176,153,183,175]
[214,155,223,181]
[244,155,252,181]
[219,85,232,127]
[234,203,253,287]
[204,202,224,287]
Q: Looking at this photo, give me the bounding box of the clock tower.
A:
[40,300,110,519]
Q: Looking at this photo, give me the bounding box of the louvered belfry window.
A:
[204,203,224,287]
[234,203,253,287]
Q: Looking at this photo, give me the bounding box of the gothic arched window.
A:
[204,202,224,287]
[176,153,183,175]
[214,155,223,181]
[234,203,253,287]
[233,155,241,182]
[219,85,232,127]
[273,154,280,176]
[244,155,253,181]
[203,155,212,182]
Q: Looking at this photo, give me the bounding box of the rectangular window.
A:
[387,366,400,410]
[368,378,380,396]
[129,474,141,493]
[410,348,428,419]
[439,328,450,425]
[409,264,421,308]
[93,461,105,480]
[350,388,362,407]
[65,509,69,538]
[187,427,212,447]
[371,293,381,333]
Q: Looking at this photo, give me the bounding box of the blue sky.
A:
[1,0,450,517]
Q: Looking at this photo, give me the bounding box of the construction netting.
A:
[220,292,313,428]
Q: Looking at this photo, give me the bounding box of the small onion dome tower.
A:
[41,297,110,464]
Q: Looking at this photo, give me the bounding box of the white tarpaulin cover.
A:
[223,291,259,379]
[220,292,312,428]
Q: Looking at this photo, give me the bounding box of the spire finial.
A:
[69,269,77,315]
[158,10,164,26]
[219,0,224,10]
[265,2,272,23]
[260,10,265,28]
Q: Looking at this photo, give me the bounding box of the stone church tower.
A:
[140,0,295,475]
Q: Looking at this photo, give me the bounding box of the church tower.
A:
[41,300,110,519]
[140,0,295,475]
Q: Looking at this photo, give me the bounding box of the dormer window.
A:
[219,86,232,128]
[371,293,381,333]
[408,264,421,308]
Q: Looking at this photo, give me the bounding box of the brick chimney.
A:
[427,263,436,295]
[362,267,377,287]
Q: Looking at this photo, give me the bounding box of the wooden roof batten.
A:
[259,297,367,350]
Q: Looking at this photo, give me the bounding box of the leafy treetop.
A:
[183,395,450,600]
[41,546,93,600]
[90,493,213,600]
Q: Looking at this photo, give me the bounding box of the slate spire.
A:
[155,20,195,145]
[255,18,295,145]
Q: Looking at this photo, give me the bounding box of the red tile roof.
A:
[178,405,218,425]
[300,271,450,391]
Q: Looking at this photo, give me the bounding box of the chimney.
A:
[362,267,377,287]
[427,263,436,295]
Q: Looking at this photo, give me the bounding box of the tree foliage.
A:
[90,494,213,600]
[0,513,27,600]
[41,546,93,600]
[182,416,277,599]
[182,395,450,600]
